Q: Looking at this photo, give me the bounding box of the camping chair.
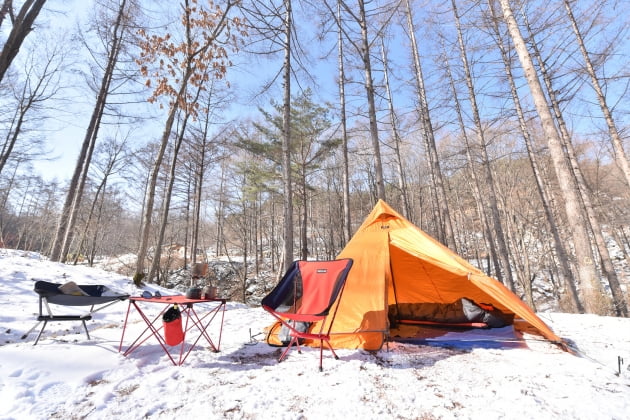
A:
[22,280,129,345]
[262,258,353,371]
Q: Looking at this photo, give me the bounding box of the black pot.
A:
[185,287,202,299]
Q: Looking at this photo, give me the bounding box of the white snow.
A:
[0,249,629,419]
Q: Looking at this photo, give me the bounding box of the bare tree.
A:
[440,44,501,280]
[336,0,351,243]
[380,38,410,219]
[134,0,246,282]
[147,97,197,285]
[519,9,626,316]
[185,85,228,270]
[485,0,582,312]
[404,0,456,250]
[450,0,514,290]
[498,0,606,314]
[71,134,131,266]
[0,0,47,83]
[350,0,385,200]
[0,38,62,175]
[562,0,630,192]
[49,0,137,262]
[280,0,293,270]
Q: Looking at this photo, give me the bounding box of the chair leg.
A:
[28,317,91,345]
[82,319,91,340]
[325,340,340,360]
[278,336,299,362]
[278,334,339,371]
[34,320,48,345]
[319,340,324,372]
[21,321,43,341]
[319,339,340,371]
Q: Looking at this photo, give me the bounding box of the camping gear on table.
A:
[185,287,202,299]
[202,285,217,299]
[266,199,563,351]
[262,258,354,371]
[22,280,129,345]
[162,303,185,346]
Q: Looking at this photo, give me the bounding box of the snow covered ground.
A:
[0,249,629,420]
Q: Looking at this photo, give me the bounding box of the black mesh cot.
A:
[22,280,129,345]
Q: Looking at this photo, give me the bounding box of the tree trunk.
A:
[50,0,128,262]
[336,0,351,243]
[72,163,110,265]
[254,195,261,275]
[451,0,515,291]
[612,226,630,264]
[405,0,456,250]
[380,38,410,219]
[215,160,227,257]
[135,95,183,279]
[562,0,630,191]
[147,110,191,284]
[87,190,107,267]
[0,0,46,84]
[191,95,214,267]
[300,175,308,260]
[518,7,624,315]
[486,0,582,312]
[183,172,191,269]
[499,0,605,314]
[0,85,28,175]
[191,162,202,267]
[281,0,294,271]
[443,46,500,279]
[357,0,385,201]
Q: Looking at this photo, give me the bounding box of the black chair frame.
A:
[22,280,129,345]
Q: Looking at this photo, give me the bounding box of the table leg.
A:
[119,299,226,366]
[120,301,179,366]
[176,301,226,365]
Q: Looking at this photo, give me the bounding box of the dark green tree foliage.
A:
[238,89,341,259]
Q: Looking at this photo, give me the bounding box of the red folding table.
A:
[118,295,226,366]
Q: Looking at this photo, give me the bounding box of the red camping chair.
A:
[262,258,353,371]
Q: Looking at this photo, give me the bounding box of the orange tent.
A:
[321,199,562,350]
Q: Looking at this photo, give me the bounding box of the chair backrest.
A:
[262,259,353,321]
